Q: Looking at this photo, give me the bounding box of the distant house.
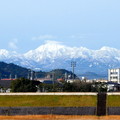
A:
[66,79,74,83]
[37,78,58,84]
[108,68,120,83]
[37,78,52,83]
[43,80,56,84]
[57,78,64,82]
[107,82,120,92]
[0,78,16,92]
[66,79,81,83]
[1,78,16,81]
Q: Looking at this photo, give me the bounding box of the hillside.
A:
[0,62,76,79]
[48,69,78,79]
[0,62,29,78]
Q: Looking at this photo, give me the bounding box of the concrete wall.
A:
[107,107,120,115]
[0,107,96,115]
[0,107,120,115]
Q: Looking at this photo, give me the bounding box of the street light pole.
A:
[52,71,55,91]
[71,61,76,81]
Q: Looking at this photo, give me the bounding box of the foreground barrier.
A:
[0,92,120,115]
[0,107,96,115]
[107,107,120,115]
[0,107,120,115]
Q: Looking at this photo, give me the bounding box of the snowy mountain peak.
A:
[23,43,120,63]
[35,40,66,52]
[100,46,118,51]
[1,42,120,75]
[0,49,9,55]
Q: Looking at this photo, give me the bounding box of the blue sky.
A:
[0,0,120,53]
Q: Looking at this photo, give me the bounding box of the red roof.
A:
[57,78,64,81]
[1,79,16,80]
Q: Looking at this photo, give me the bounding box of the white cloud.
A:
[8,38,18,50]
[70,35,86,39]
[32,35,56,41]
[45,40,62,44]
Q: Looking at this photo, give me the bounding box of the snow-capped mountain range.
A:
[0,41,120,77]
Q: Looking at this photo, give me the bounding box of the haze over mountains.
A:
[0,41,120,78]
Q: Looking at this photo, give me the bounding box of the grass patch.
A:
[107,95,120,107]
[0,95,97,107]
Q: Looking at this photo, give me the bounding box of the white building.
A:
[108,68,120,83]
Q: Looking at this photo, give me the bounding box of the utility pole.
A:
[35,72,37,80]
[28,69,31,79]
[15,74,17,79]
[28,72,30,79]
[71,61,76,81]
[28,69,34,80]
[52,71,55,92]
[30,70,34,80]
[65,72,68,81]
[9,74,12,80]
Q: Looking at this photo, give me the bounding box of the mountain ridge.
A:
[0,41,120,78]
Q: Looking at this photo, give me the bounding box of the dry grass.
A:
[0,115,120,120]
[107,95,120,107]
[0,95,96,107]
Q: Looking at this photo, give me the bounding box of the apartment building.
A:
[108,68,120,83]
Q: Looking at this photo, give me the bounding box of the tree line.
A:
[10,78,107,92]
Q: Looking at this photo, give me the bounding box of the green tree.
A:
[10,78,38,92]
[63,81,93,92]
[91,82,107,92]
[39,83,63,92]
[63,82,76,92]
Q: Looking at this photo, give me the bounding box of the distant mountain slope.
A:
[0,62,77,80]
[0,62,29,78]
[79,72,107,80]
[48,69,78,79]
[0,41,120,78]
